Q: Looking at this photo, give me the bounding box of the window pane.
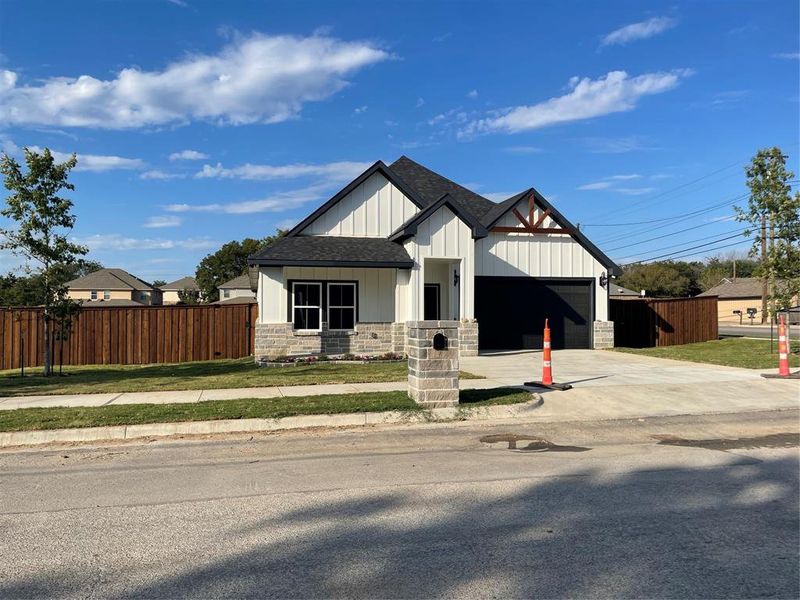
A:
[306,308,319,329]
[329,284,342,306]
[306,284,320,306]
[329,308,342,330]
[341,284,355,306]
[341,308,355,329]
[293,284,309,306]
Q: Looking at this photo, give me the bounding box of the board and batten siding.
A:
[257,266,396,324]
[475,199,609,321]
[300,173,419,237]
[402,206,475,321]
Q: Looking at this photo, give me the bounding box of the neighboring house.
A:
[248,156,619,360]
[160,276,200,304]
[698,277,799,323]
[66,268,162,305]
[609,282,640,299]
[216,273,256,302]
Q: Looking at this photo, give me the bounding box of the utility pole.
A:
[732,259,736,280]
[761,214,768,323]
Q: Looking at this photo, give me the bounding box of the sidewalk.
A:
[0,377,505,411]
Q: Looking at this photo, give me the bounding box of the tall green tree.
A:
[736,147,799,321]
[0,148,87,375]
[616,261,693,298]
[0,259,103,306]
[195,230,285,302]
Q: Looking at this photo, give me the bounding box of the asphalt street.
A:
[1,410,798,599]
[719,324,800,340]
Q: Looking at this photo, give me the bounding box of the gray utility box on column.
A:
[407,320,460,408]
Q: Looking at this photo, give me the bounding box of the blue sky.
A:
[0,0,798,282]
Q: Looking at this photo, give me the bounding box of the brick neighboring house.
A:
[66,268,162,306]
[698,277,799,323]
[215,273,257,304]
[159,276,200,304]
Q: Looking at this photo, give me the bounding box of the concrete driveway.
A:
[460,350,799,420]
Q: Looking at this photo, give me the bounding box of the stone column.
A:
[407,320,460,408]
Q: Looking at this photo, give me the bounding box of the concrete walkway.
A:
[1,350,796,423]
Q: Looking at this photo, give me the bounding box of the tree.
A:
[50,288,82,375]
[616,262,693,297]
[0,259,102,307]
[736,147,799,321]
[152,279,167,288]
[195,230,285,302]
[177,287,200,305]
[0,148,87,375]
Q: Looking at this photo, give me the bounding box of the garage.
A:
[474,277,594,350]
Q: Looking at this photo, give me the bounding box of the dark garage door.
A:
[475,277,594,350]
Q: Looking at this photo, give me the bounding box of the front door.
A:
[424,284,440,320]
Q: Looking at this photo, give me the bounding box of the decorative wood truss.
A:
[491,193,573,235]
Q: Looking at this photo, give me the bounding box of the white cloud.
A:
[0,32,389,129]
[461,70,690,136]
[467,89,478,98]
[772,52,800,60]
[169,149,208,161]
[416,97,425,108]
[607,174,641,180]
[353,105,368,114]
[616,187,655,196]
[167,0,188,6]
[584,135,650,154]
[26,145,144,172]
[140,169,184,180]
[144,215,182,228]
[384,120,399,127]
[274,217,299,230]
[601,16,677,47]
[194,160,370,181]
[577,181,613,190]
[165,183,330,215]
[504,145,543,154]
[78,234,218,251]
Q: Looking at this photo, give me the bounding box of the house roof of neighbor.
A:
[213,296,258,305]
[698,278,764,299]
[249,236,414,268]
[218,273,253,289]
[258,156,617,273]
[610,282,639,297]
[83,298,146,307]
[66,268,157,291]
[160,276,198,291]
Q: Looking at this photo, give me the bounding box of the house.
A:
[248,156,620,360]
[698,277,799,323]
[66,268,162,306]
[609,282,640,298]
[160,276,200,304]
[216,274,256,303]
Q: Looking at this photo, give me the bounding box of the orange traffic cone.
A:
[525,318,573,391]
[762,314,799,379]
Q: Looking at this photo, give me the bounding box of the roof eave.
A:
[248,258,414,269]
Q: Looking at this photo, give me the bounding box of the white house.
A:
[248,157,619,359]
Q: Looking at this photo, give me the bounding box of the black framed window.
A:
[328,283,356,330]
[292,282,322,330]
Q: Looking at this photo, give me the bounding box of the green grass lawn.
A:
[0,358,483,397]
[0,388,533,432]
[614,338,800,369]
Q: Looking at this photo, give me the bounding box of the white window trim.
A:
[292,281,323,332]
[327,282,357,331]
[104,290,111,300]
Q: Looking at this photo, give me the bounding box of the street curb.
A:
[0,396,544,448]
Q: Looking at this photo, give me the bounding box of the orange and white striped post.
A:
[541,318,554,385]
[777,314,791,377]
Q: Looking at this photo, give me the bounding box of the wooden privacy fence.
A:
[611,296,719,348]
[0,303,258,370]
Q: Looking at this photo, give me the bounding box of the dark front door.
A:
[424,284,440,320]
[474,277,593,350]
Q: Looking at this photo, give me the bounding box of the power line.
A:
[615,227,749,262]
[603,212,738,252]
[583,195,740,228]
[620,231,748,265]
[634,239,751,264]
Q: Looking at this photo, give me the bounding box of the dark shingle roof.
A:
[610,282,639,297]
[698,278,763,298]
[389,156,497,219]
[249,236,413,268]
[66,268,156,291]
[213,296,258,305]
[160,276,198,291]
[219,274,252,289]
